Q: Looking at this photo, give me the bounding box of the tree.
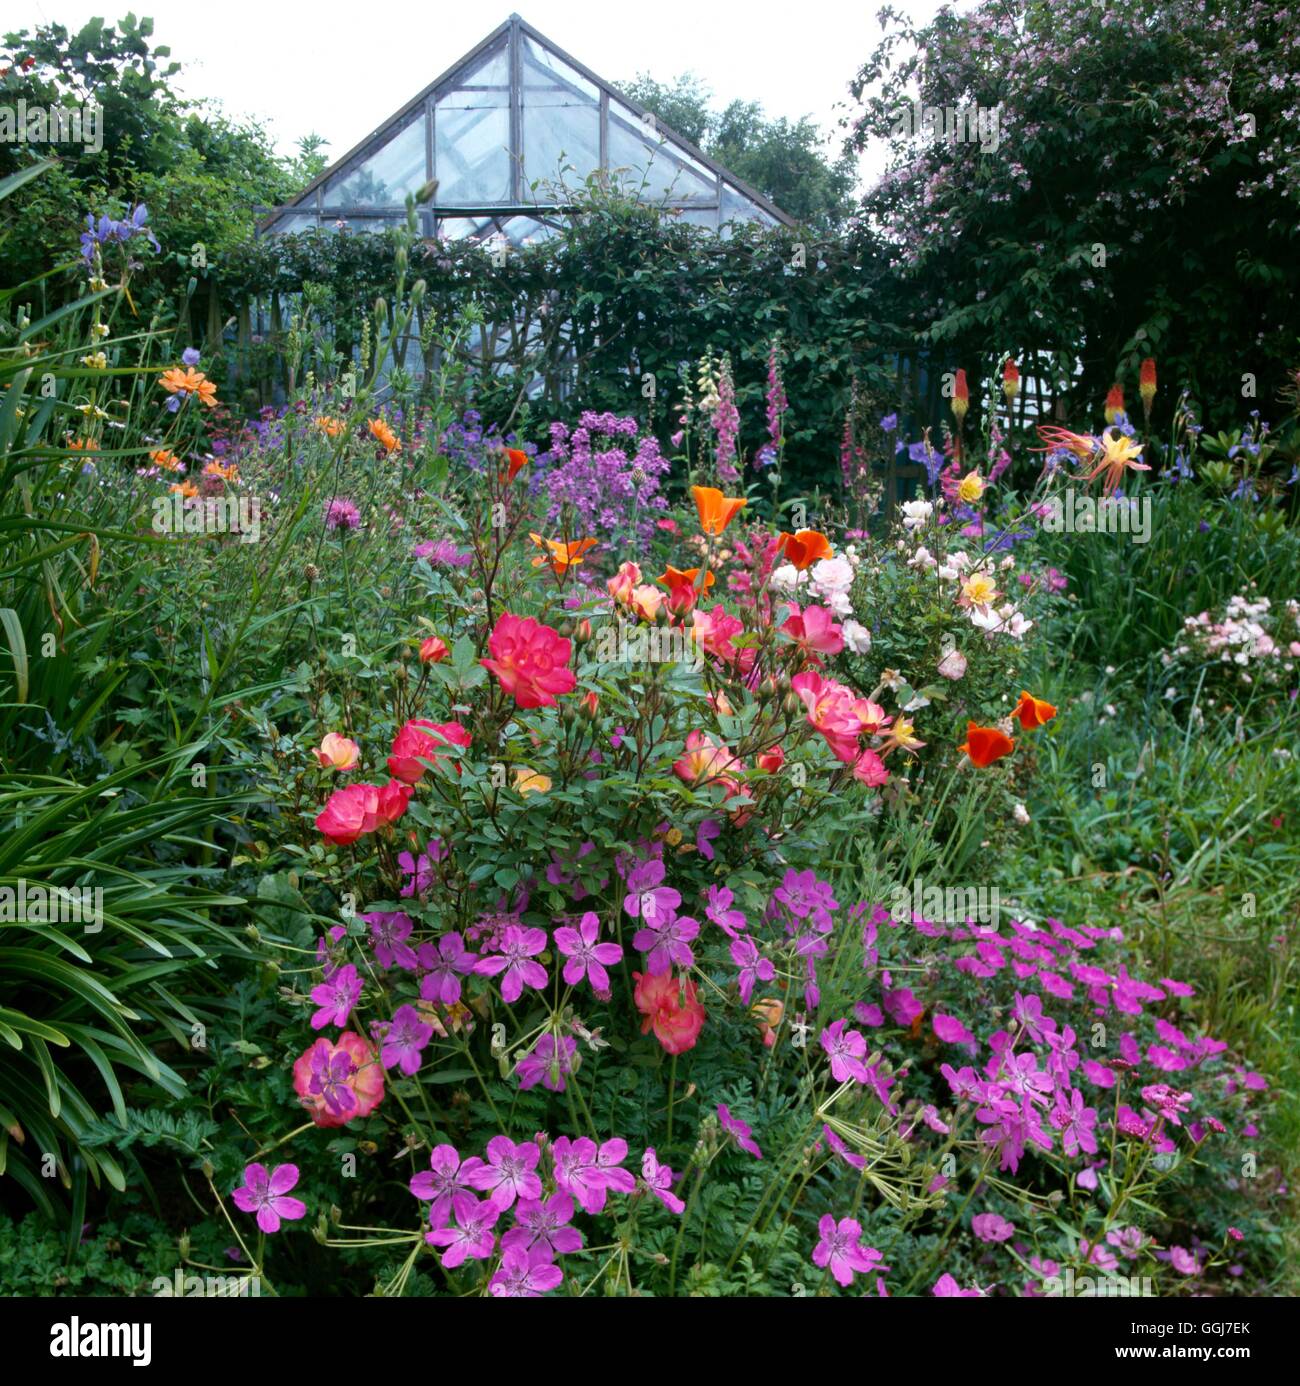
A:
[844,0,1300,433]
[620,73,856,230]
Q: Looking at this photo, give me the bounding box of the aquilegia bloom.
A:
[231,1163,306,1234]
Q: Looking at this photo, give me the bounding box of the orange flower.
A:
[657,564,715,593]
[1104,384,1125,425]
[952,368,969,425]
[751,998,784,1048]
[150,448,182,471]
[1034,424,1097,464]
[502,446,529,482]
[1139,358,1157,414]
[1012,691,1057,729]
[368,418,400,453]
[529,533,598,575]
[959,721,1015,768]
[1002,358,1020,401]
[691,484,747,536]
[169,479,199,499]
[160,366,217,407]
[202,459,239,482]
[777,529,833,570]
[419,636,449,664]
[315,416,344,437]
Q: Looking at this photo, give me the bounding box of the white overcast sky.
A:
[10,0,973,187]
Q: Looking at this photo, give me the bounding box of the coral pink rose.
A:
[387,718,472,783]
[293,1032,385,1127]
[314,732,360,771]
[375,777,412,825]
[419,636,449,663]
[607,561,642,605]
[316,782,381,845]
[757,744,786,774]
[780,602,844,661]
[790,670,862,763]
[633,971,705,1055]
[480,613,576,709]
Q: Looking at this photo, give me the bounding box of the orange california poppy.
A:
[691,485,747,536]
[369,418,400,453]
[1012,691,1057,730]
[150,448,182,471]
[169,479,200,499]
[657,564,715,593]
[777,529,834,571]
[504,447,529,482]
[959,721,1015,768]
[315,416,344,437]
[530,533,598,574]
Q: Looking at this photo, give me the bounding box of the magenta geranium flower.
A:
[820,1019,871,1084]
[551,1136,634,1215]
[971,1212,1015,1243]
[632,911,699,976]
[717,1103,762,1159]
[514,1034,578,1092]
[622,857,681,922]
[641,1147,685,1214]
[730,935,775,1006]
[704,884,747,938]
[465,1136,542,1210]
[425,1191,501,1266]
[474,925,548,1002]
[417,931,478,1005]
[231,1162,307,1234]
[309,963,362,1030]
[410,1143,486,1229]
[813,1215,887,1287]
[489,1244,564,1297]
[554,911,623,992]
[377,1003,434,1076]
[503,1191,583,1256]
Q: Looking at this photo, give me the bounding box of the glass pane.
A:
[436,215,497,242]
[678,207,719,230]
[323,113,427,209]
[267,213,319,235]
[435,44,511,204]
[500,215,558,247]
[521,35,599,194]
[720,182,765,226]
[606,100,716,204]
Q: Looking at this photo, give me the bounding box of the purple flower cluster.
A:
[545,411,670,545]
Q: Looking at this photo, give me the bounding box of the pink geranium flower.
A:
[231,1162,307,1233]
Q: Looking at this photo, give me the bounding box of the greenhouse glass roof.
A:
[259,13,794,244]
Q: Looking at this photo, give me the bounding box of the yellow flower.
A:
[959,572,999,614]
[512,767,552,796]
[957,470,985,504]
[80,351,107,370]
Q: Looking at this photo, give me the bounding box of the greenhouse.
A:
[259,12,795,245]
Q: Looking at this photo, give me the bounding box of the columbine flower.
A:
[231,1163,307,1234]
